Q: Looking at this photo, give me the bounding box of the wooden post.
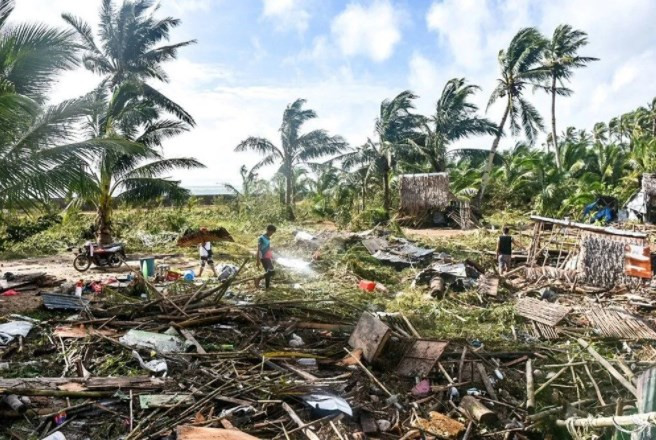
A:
[459,396,497,425]
[475,363,498,400]
[526,359,535,412]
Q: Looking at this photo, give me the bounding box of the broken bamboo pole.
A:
[577,338,638,397]
[526,359,535,411]
[459,396,497,424]
[475,363,498,400]
[556,411,656,429]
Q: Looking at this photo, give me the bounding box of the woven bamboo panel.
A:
[585,307,656,340]
[578,232,646,288]
[525,266,578,283]
[526,321,560,340]
[516,298,571,327]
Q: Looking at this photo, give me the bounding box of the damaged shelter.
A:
[626,173,656,223]
[526,215,653,289]
[398,173,474,229]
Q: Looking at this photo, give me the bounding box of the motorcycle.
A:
[72,242,126,272]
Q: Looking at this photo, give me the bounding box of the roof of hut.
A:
[642,173,656,197]
[399,172,453,214]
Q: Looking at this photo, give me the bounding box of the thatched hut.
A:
[399,173,474,228]
[399,173,452,215]
[527,216,651,289]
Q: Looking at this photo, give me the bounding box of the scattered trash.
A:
[412,379,431,396]
[288,333,305,348]
[42,293,89,310]
[376,419,392,432]
[132,350,168,373]
[1,289,18,296]
[358,280,376,292]
[42,432,67,440]
[413,411,465,439]
[0,321,33,345]
[302,392,353,416]
[119,329,189,353]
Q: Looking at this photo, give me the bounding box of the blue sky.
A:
[10,0,656,187]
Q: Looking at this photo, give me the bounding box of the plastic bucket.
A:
[140,257,155,277]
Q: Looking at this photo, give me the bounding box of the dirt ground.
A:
[0,253,199,315]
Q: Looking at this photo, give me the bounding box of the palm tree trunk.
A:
[284,167,295,220]
[361,182,366,212]
[551,75,562,170]
[478,102,510,206]
[95,203,113,245]
[382,167,390,216]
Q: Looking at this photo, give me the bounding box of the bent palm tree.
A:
[541,25,597,168]
[409,78,498,172]
[374,90,423,214]
[63,0,195,125]
[479,28,548,204]
[235,98,346,219]
[73,86,203,244]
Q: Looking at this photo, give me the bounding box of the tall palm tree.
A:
[63,0,195,125]
[479,28,548,204]
[235,98,346,219]
[541,25,597,168]
[73,85,203,244]
[409,78,498,172]
[373,90,423,214]
[0,0,131,210]
[340,142,379,212]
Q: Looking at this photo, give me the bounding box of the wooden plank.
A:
[176,426,260,440]
[0,377,170,392]
[139,394,193,409]
[179,329,207,354]
[516,297,571,327]
[530,216,648,239]
[396,340,448,377]
[475,363,498,400]
[348,312,391,362]
[478,275,499,297]
[577,338,638,398]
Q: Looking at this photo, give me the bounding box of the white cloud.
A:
[261,0,310,34]
[421,0,656,153]
[331,0,402,62]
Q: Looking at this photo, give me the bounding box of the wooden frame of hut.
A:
[526,216,651,289]
[399,173,473,229]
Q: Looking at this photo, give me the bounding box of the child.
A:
[255,224,277,288]
[197,228,218,278]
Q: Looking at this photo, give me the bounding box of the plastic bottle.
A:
[74,280,83,297]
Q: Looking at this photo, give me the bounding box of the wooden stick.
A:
[343,348,393,398]
[577,338,638,397]
[556,411,656,428]
[458,347,467,383]
[526,358,535,411]
[281,402,320,440]
[475,363,498,400]
[535,365,569,396]
[584,363,606,406]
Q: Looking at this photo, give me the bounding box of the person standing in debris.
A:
[255,224,277,288]
[198,228,218,278]
[496,226,513,274]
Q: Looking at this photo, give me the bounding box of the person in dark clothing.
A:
[255,224,277,289]
[496,226,513,274]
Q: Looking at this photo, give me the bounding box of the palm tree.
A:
[225,165,260,198]
[409,78,498,172]
[63,0,195,125]
[479,28,548,204]
[73,86,203,244]
[235,98,346,219]
[373,90,423,214]
[0,0,131,210]
[541,25,597,168]
[340,142,379,212]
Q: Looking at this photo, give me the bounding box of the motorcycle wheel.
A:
[108,253,124,268]
[73,254,92,272]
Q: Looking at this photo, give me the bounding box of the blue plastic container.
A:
[140,257,155,277]
[183,270,195,281]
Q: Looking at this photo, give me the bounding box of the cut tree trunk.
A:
[284,168,295,221]
[478,101,510,206]
[459,396,498,425]
[382,168,390,216]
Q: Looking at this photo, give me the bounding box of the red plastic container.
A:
[358,280,376,292]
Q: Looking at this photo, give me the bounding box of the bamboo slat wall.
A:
[643,173,656,198]
[399,173,452,215]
